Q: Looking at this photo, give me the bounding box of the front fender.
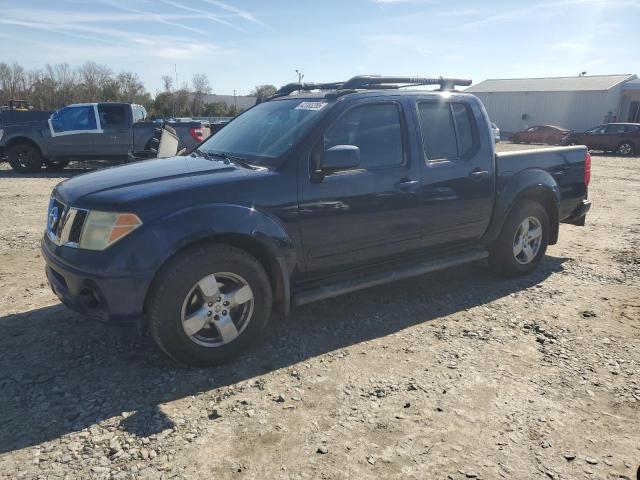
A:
[483,168,561,245]
[149,203,296,272]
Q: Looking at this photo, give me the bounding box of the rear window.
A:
[418,101,477,161]
[98,105,127,127]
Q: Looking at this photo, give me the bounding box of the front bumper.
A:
[42,238,154,325]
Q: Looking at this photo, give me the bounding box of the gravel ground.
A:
[0,144,638,479]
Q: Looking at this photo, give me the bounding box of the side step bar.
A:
[293,247,488,306]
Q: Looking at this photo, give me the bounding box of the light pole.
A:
[295,69,304,84]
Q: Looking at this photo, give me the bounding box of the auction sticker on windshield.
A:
[295,101,328,111]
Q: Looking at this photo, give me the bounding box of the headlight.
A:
[79,211,142,250]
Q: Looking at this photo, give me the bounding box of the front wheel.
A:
[146,244,272,367]
[8,143,43,173]
[489,200,549,277]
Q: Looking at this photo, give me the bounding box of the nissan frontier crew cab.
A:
[42,76,592,366]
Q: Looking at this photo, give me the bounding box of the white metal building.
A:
[466,74,640,134]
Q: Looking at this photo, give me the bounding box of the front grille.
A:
[47,197,88,247]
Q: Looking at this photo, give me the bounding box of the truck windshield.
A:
[199,98,331,165]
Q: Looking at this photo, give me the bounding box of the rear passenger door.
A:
[415,99,494,246]
[94,104,131,158]
[298,100,424,272]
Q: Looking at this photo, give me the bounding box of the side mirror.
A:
[320,145,360,172]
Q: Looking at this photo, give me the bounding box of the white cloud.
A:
[202,0,270,28]
[161,0,244,31]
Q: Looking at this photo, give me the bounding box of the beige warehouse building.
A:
[466,74,640,135]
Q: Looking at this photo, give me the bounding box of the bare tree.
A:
[77,61,112,102]
[251,84,277,104]
[191,73,211,116]
[161,75,174,93]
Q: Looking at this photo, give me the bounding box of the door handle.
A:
[469,169,489,181]
[394,179,419,192]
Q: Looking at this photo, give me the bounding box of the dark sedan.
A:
[511,125,570,145]
[562,123,640,156]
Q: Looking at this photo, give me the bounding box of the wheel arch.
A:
[142,205,296,319]
[483,170,561,246]
[5,136,45,157]
[144,233,291,319]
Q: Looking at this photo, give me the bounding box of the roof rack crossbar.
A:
[274,82,345,96]
[270,75,473,99]
[340,75,472,90]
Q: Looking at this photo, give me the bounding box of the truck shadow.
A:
[0,256,567,453]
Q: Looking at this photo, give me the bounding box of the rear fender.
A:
[483,169,561,246]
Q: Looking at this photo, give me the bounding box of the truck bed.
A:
[495,145,589,222]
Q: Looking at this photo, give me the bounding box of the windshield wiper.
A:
[193,148,214,160]
[207,152,258,170]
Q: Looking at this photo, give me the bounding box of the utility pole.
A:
[233,89,237,115]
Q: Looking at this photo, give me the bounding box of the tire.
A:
[45,159,70,171]
[146,243,272,367]
[489,200,549,277]
[8,143,43,173]
[616,141,634,156]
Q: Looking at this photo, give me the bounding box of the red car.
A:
[511,125,570,145]
[562,123,640,156]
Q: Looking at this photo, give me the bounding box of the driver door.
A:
[297,100,424,272]
[48,105,100,157]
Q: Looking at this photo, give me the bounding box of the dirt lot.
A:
[0,144,638,480]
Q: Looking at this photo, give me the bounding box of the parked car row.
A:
[508,122,639,155]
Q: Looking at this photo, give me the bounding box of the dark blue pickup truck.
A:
[41,76,591,366]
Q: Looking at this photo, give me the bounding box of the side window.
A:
[452,103,475,157]
[51,106,97,133]
[98,105,127,127]
[586,125,606,134]
[418,101,477,161]
[417,102,457,161]
[323,103,404,169]
[133,108,146,123]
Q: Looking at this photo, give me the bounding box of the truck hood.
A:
[54,155,246,207]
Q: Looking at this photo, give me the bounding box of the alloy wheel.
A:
[618,143,633,155]
[513,217,543,265]
[181,272,254,347]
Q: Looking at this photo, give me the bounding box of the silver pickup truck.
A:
[0,102,207,173]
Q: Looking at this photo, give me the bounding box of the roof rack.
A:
[271,75,472,98]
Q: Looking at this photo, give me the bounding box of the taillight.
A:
[190,127,204,142]
[584,152,591,186]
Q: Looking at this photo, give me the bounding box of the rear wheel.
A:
[489,200,549,277]
[8,143,43,173]
[617,141,634,156]
[146,244,272,367]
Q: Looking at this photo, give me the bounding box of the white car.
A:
[491,122,500,143]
